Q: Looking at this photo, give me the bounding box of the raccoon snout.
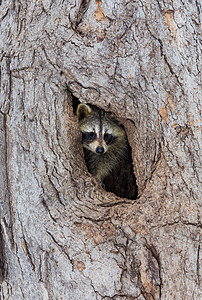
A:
[96,146,104,154]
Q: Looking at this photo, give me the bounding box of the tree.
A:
[0,0,201,299]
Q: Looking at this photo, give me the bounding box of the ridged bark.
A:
[0,0,201,299]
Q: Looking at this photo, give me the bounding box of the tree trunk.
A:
[0,0,201,299]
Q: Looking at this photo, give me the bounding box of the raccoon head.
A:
[76,104,125,155]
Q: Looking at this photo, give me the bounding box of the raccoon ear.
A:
[76,104,92,121]
[109,113,116,120]
[108,112,121,125]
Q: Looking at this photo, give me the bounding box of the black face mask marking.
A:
[104,133,117,145]
[82,132,97,143]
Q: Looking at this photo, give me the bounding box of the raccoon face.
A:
[81,124,117,154]
[76,104,121,155]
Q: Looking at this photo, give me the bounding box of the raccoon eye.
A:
[104,133,114,144]
[89,132,96,138]
[82,132,96,141]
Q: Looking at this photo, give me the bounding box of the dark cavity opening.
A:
[72,95,138,200]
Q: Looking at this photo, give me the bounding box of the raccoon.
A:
[76,103,128,181]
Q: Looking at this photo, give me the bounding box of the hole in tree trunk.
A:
[72,95,138,200]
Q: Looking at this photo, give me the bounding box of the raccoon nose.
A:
[96,146,104,154]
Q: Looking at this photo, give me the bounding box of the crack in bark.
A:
[46,230,74,270]
[174,125,200,182]
[149,219,202,230]
[39,251,52,299]
[0,56,11,114]
[1,281,13,300]
[2,114,15,250]
[196,243,200,285]
[75,0,91,28]
[0,224,5,283]
[165,142,198,195]
[143,140,163,194]
[68,0,92,36]
[47,175,65,207]
[17,219,36,273]
[145,243,162,300]
[0,8,9,21]
[82,214,112,223]
[40,195,58,223]
[37,118,65,208]
[119,237,130,296]
[15,242,24,281]
[98,199,136,208]
[21,235,36,272]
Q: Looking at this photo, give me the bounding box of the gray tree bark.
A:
[0,0,201,299]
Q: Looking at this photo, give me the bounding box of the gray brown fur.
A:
[76,104,128,181]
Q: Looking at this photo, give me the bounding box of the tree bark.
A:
[0,0,201,299]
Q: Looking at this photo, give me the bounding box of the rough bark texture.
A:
[0,0,201,299]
